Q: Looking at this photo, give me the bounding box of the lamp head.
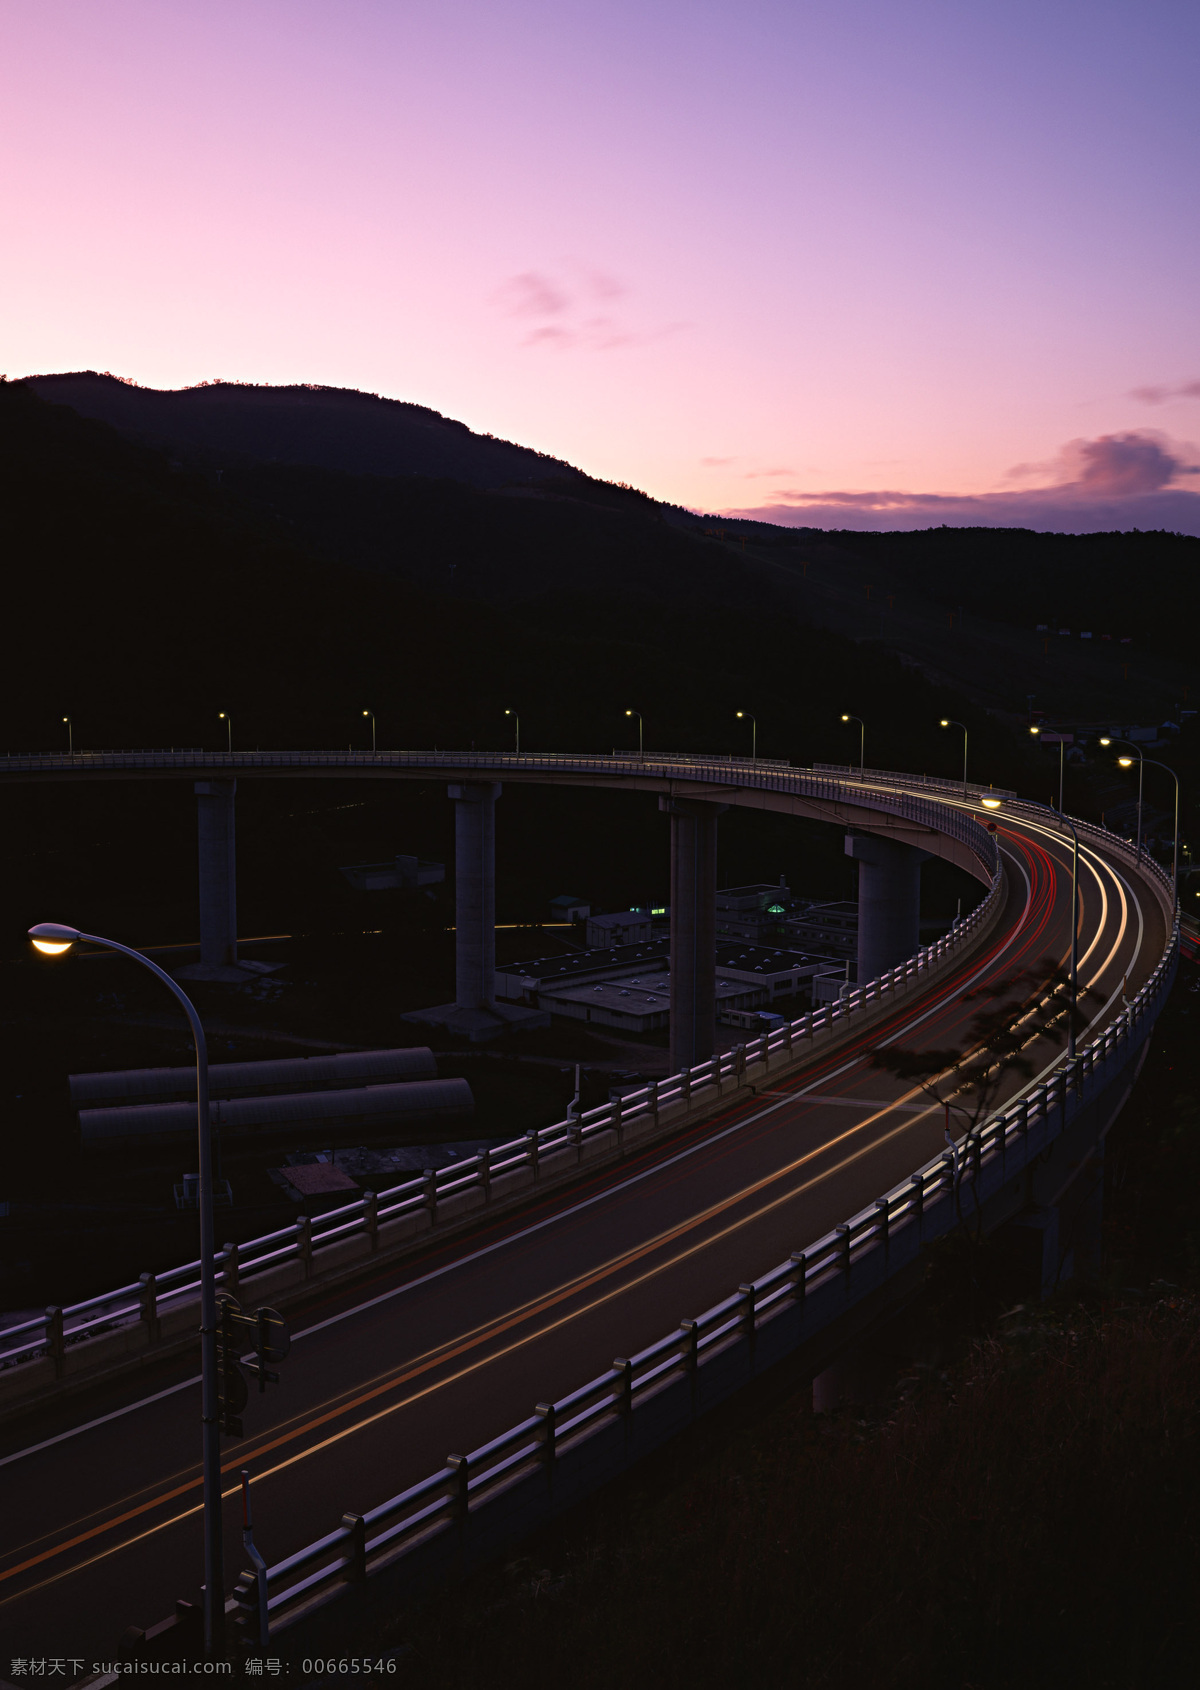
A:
[940,719,950,728]
[219,712,228,721]
[62,716,69,724]
[363,710,370,717]
[841,714,850,722]
[29,922,79,956]
[1029,725,1040,735]
[625,709,634,717]
[1118,756,1133,767]
[1099,736,1111,746]
[737,711,745,719]
[981,796,1003,810]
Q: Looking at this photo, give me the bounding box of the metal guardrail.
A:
[236,906,1179,1640]
[812,763,1019,800]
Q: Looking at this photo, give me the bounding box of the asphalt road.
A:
[0,810,1167,1662]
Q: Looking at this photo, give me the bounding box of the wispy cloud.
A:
[493,267,682,351]
[1130,378,1200,404]
[742,466,794,479]
[725,430,1200,535]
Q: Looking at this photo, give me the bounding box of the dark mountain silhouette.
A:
[25,371,597,492]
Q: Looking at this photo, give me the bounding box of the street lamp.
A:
[840,714,865,773]
[1029,724,1066,814]
[940,719,969,797]
[1099,736,1146,863]
[736,711,757,760]
[28,923,225,1655]
[362,709,376,752]
[62,716,73,755]
[504,709,520,755]
[1104,743,1180,891]
[218,712,232,754]
[625,709,643,758]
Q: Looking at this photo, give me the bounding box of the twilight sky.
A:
[4,0,1200,531]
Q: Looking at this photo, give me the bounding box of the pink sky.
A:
[4,0,1200,531]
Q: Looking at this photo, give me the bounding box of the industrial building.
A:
[585,910,654,948]
[715,878,795,942]
[496,937,840,1028]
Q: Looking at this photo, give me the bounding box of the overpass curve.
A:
[0,755,1174,1658]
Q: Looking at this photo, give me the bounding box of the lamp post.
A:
[1104,742,1179,891]
[1099,736,1145,863]
[625,709,643,758]
[218,712,232,754]
[28,923,224,1655]
[940,719,969,797]
[504,709,520,755]
[840,714,865,773]
[1029,724,1066,813]
[62,716,73,755]
[362,710,376,752]
[736,711,757,760]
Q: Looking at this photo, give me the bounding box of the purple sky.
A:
[4,1,1200,532]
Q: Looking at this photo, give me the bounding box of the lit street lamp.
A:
[1029,723,1066,813]
[28,923,225,1655]
[840,714,865,773]
[362,709,376,752]
[736,711,757,760]
[504,708,520,755]
[1103,740,1180,891]
[940,718,969,797]
[1099,736,1147,863]
[218,711,232,754]
[62,715,73,755]
[625,709,643,758]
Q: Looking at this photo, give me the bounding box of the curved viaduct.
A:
[1,747,1000,1067]
[0,749,1177,1658]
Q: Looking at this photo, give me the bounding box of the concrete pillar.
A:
[845,832,931,985]
[660,797,728,1074]
[195,780,237,970]
[450,782,501,1011]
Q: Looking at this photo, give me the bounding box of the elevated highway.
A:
[0,754,1176,1659]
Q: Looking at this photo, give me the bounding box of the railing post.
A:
[874,1198,890,1252]
[139,1273,160,1345]
[526,1131,540,1180]
[682,1066,692,1105]
[610,1099,624,1152]
[364,1188,379,1251]
[650,1078,660,1120]
[222,1240,240,1301]
[569,1122,583,1162]
[480,1146,492,1202]
[909,1173,924,1231]
[679,1322,699,1379]
[340,1513,367,1583]
[713,1052,722,1094]
[534,1401,556,1479]
[836,1224,851,1281]
[424,1167,439,1220]
[739,1282,756,1348]
[446,1454,470,1540]
[612,1356,634,1417]
[296,1214,313,1277]
[788,1252,806,1307]
[46,1305,65,1379]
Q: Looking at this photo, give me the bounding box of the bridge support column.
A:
[404,782,548,1043]
[845,832,931,985]
[660,797,728,1075]
[176,779,255,982]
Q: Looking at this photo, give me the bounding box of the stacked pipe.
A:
[70,1047,473,1144]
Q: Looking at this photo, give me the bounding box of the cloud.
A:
[495,271,570,318]
[701,455,736,467]
[493,266,682,352]
[1130,379,1200,404]
[742,466,794,479]
[724,429,1200,536]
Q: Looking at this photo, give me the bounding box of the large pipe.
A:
[70,1047,438,1109]
[80,1077,474,1143]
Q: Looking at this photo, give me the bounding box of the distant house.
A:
[586,911,653,949]
[549,894,590,922]
[339,854,444,892]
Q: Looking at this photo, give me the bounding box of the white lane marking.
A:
[0,829,1046,1469]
